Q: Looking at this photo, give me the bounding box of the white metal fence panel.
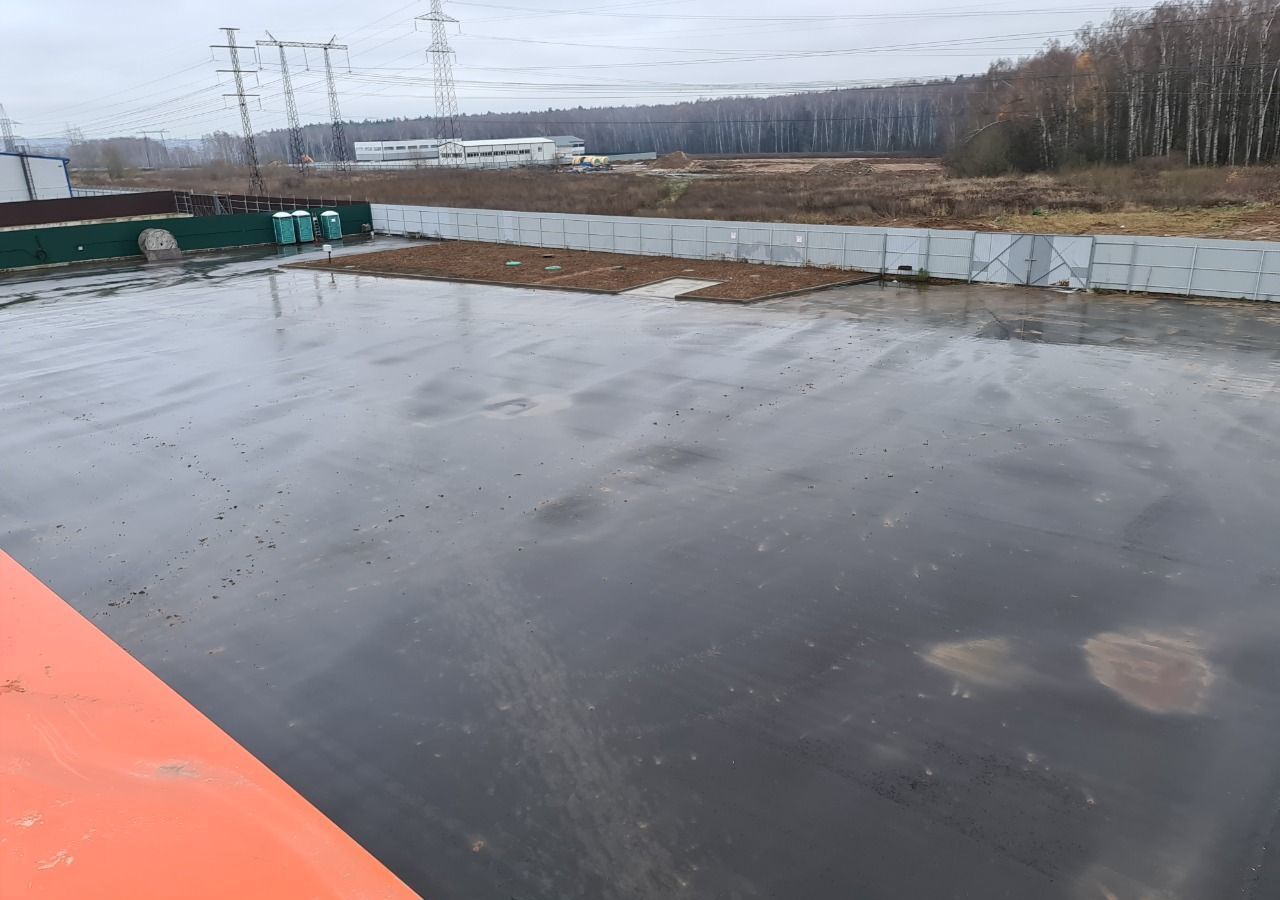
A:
[1029,235,1094,289]
[924,230,976,280]
[971,233,1033,285]
[369,204,1280,302]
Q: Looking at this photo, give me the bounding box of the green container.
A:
[292,210,315,242]
[319,210,343,240]
[272,212,296,245]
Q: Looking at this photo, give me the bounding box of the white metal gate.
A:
[970,234,1093,288]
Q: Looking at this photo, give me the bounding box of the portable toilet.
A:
[319,210,343,240]
[292,210,315,242]
[272,211,296,245]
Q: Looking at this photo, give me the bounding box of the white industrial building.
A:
[353,139,441,163]
[437,138,556,168]
[0,151,73,203]
[352,135,583,168]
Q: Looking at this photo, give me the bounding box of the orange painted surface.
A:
[0,550,420,900]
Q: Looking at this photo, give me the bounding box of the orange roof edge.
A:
[0,550,421,900]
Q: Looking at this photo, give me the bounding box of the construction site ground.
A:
[94,157,1280,242]
[294,240,870,301]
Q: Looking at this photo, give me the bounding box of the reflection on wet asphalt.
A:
[4,249,1280,899]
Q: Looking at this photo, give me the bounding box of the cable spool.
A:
[138,228,181,262]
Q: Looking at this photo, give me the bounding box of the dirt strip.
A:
[290,240,875,302]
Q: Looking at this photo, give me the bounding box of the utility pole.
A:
[251,35,350,171]
[139,129,168,169]
[417,0,462,159]
[0,103,20,152]
[257,33,307,173]
[212,27,266,195]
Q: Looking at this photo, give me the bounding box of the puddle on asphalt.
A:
[1083,631,1214,715]
[923,637,1031,689]
[480,393,571,418]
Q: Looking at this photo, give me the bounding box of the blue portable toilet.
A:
[272,211,296,245]
[319,210,343,240]
[292,210,315,242]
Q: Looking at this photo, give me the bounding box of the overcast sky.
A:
[5,1,1147,141]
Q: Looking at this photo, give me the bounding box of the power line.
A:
[0,103,18,152]
[324,42,352,172]
[252,35,352,169]
[454,0,1154,23]
[258,33,308,172]
[418,0,462,152]
[212,27,266,194]
[138,130,168,168]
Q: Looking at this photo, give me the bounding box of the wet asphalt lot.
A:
[4,247,1280,899]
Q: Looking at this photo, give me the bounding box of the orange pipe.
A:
[0,550,420,899]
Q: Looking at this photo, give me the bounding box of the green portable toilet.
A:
[272,211,296,245]
[319,210,343,240]
[292,210,315,242]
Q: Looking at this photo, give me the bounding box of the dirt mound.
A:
[807,159,876,177]
[652,151,694,170]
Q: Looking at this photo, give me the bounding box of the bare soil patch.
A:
[293,240,869,302]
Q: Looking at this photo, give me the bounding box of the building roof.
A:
[545,135,584,144]
[0,150,71,164]
[438,137,557,147]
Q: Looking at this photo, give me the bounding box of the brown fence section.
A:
[0,192,178,228]
[2,191,367,229]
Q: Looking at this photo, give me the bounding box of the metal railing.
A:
[70,186,147,197]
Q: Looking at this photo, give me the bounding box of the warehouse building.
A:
[353,136,581,168]
[353,139,440,163]
[436,137,557,168]
[1,151,73,203]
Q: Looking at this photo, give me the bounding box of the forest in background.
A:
[68,0,1280,174]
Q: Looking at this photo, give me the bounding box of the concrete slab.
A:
[3,250,1280,900]
[621,276,721,298]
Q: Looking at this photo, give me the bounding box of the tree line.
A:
[71,0,1280,173]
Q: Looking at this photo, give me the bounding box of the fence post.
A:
[1083,236,1097,290]
[966,232,977,282]
[1125,241,1140,293]
[879,230,888,276]
[1252,249,1269,301]
[1185,244,1200,297]
[922,230,932,274]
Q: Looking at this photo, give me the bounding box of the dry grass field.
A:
[84,155,1280,241]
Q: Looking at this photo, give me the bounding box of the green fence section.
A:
[0,204,372,270]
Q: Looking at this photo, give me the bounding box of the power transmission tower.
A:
[0,103,20,152]
[322,39,351,172]
[212,27,266,195]
[250,36,350,171]
[417,0,461,158]
[139,129,168,169]
[257,33,307,173]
